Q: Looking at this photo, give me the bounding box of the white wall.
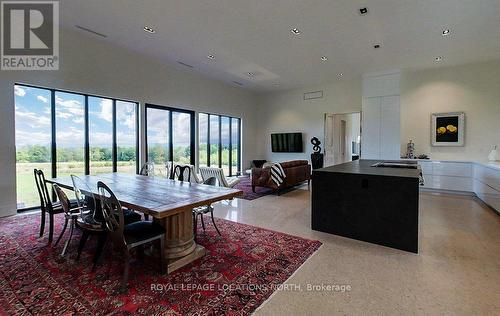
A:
[0,28,258,217]
[256,78,362,162]
[401,60,500,161]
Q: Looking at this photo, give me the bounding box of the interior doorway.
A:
[324,112,361,166]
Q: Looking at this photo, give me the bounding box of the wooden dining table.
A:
[46,173,243,273]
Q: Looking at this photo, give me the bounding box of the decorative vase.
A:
[488,145,499,162]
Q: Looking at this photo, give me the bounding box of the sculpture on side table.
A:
[310,137,324,170]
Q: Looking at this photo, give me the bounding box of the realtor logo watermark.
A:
[1,1,59,70]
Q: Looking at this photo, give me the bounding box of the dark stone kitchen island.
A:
[312,160,421,253]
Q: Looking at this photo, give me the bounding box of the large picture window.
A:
[145,104,195,170]
[14,84,139,210]
[198,113,241,176]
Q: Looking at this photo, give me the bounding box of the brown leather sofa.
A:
[252,160,311,193]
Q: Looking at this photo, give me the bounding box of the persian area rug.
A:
[234,176,274,200]
[0,213,321,315]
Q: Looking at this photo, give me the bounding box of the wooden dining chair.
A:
[171,164,192,182]
[98,181,165,288]
[34,169,69,243]
[192,177,221,237]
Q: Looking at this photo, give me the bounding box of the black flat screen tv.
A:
[271,133,303,152]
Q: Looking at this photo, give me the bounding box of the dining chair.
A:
[199,167,241,188]
[98,181,165,288]
[171,164,192,182]
[192,177,221,237]
[54,175,99,256]
[70,175,108,263]
[34,168,76,243]
[139,162,155,176]
[53,183,107,261]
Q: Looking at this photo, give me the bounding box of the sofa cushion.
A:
[280,160,309,169]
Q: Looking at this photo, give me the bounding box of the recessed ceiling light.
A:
[207,54,215,60]
[337,73,344,78]
[291,28,301,35]
[247,72,255,77]
[321,56,328,61]
[143,26,156,34]
[359,7,368,15]
[435,56,443,62]
[442,29,451,36]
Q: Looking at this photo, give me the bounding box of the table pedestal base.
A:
[157,208,207,273]
[166,244,206,273]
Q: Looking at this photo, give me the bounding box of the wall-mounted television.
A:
[271,133,303,153]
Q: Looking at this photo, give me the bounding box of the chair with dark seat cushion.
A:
[98,181,165,288]
[124,221,166,244]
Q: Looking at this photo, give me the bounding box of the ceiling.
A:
[61,0,500,92]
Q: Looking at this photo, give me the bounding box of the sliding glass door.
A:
[14,84,139,210]
[198,113,241,176]
[145,104,195,170]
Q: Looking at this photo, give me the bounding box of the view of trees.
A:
[16,145,137,163]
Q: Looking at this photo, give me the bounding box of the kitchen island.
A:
[312,160,421,253]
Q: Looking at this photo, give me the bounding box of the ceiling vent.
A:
[177,61,194,68]
[303,90,324,100]
[75,25,107,38]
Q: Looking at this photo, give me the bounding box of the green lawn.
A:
[16,161,136,209]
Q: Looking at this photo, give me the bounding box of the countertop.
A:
[314,160,421,179]
[401,158,500,172]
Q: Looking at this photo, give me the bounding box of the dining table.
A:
[46,173,243,273]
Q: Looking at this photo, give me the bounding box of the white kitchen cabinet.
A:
[432,162,472,177]
[361,97,381,159]
[474,164,500,191]
[418,161,473,192]
[417,160,499,212]
[380,96,401,159]
[361,96,400,160]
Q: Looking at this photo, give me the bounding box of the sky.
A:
[15,85,240,150]
[14,85,136,149]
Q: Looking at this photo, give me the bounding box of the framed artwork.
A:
[431,112,465,147]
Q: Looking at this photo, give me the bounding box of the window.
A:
[198,113,241,176]
[145,104,195,171]
[14,84,139,210]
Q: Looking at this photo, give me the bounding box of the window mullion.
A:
[218,116,222,168]
[229,117,232,176]
[207,115,211,167]
[112,99,117,172]
[84,95,90,175]
[168,111,173,162]
[50,90,57,179]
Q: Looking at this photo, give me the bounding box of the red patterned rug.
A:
[234,177,274,200]
[0,213,321,315]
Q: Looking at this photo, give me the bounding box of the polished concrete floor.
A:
[212,185,500,315]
